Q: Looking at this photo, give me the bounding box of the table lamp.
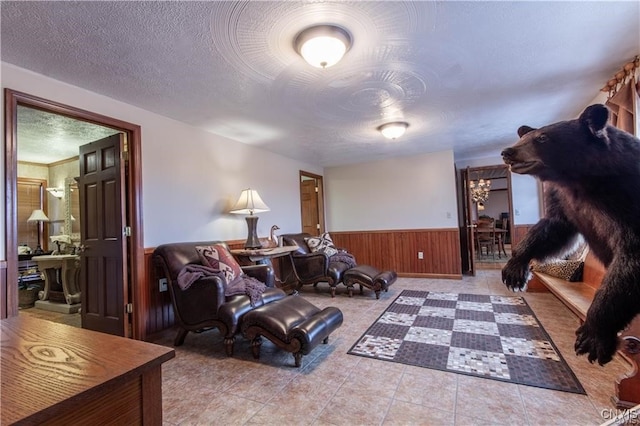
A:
[27,209,50,254]
[230,188,270,249]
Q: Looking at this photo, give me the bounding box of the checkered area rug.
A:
[348,290,585,394]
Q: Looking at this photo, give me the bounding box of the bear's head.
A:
[501,104,638,180]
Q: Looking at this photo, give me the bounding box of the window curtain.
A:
[605,57,639,135]
[606,77,639,134]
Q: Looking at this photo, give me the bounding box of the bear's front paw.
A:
[574,323,618,366]
[501,259,531,292]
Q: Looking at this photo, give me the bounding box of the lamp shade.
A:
[378,122,409,140]
[295,25,352,68]
[27,209,50,222]
[230,189,270,215]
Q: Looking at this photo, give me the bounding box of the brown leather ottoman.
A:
[343,265,397,299]
[241,294,343,367]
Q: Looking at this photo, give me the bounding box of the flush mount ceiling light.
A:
[294,24,352,69]
[377,122,409,140]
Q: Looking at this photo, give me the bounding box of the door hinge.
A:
[124,226,132,237]
[315,186,319,193]
[121,150,129,162]
[126,303,133,314]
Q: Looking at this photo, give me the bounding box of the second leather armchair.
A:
[280,233,351,296]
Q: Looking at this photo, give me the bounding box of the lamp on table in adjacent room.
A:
[27,209,50,255]
[230,188,270,249]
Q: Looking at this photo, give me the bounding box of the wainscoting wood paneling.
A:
[330,229,461,278]
[511,224,535,249]
[144,249,173,336]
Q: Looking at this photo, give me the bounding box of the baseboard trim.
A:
[397,272,462,280]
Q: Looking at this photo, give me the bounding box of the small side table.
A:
[230,246,298,292]
[32,254,81,314]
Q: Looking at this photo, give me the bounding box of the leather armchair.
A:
[153,240,287,355]
[280,233,350,295]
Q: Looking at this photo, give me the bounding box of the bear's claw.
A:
[574,324,617,366]
[501,259,530,292]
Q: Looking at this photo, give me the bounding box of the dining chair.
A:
[476,219,497,259]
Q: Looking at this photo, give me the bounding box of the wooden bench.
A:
[528,250,640,409]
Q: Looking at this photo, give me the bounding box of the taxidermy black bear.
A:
[501,104,640,366]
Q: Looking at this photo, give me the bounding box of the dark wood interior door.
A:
[301,178,320,235]
[79,134,128,336]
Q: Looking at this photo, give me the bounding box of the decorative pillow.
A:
[195,244,243,285]
[531,259,584,282]
[564,241,589,261]
[304,232,339,257]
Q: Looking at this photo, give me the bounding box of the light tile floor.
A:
[18,270,631,425]
[19,303,81,327]
[150,270,630,426]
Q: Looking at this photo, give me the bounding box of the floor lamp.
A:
[230,189,270,249]
[27,209,50,255]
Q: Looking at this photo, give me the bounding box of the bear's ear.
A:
[517,126,535,137]
[579,104,609,140]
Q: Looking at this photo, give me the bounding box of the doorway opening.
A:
[459,165,513,275]
[4,89,146,339]
[299,171,325,236]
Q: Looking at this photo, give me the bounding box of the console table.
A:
[1,316,175,425]
[230,246,298,264]
[231,246,298,292]
[32,254,81,313]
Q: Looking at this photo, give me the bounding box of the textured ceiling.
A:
[2,1,639,167]
[17,106,119,164]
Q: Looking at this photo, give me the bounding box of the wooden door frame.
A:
[299,171,325,234]
[461,167,476,275]
[4,89,146,340]
[461,164,514,274]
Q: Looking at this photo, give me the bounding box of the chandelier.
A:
[470,179,491,203]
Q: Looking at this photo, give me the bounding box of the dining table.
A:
[475,227,508,258]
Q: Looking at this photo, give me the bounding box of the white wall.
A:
[324,150,458,231]
[510,173,542,224]
[480,188,509,221]
[1,63,322,253]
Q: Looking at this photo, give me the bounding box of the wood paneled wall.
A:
[143,249,173,336]
[330,228,461,279]
[511,224,536,248]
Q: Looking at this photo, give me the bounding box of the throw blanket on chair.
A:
[330,251,357,269]
[177,264,266,306]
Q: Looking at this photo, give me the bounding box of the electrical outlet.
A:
[159,278,168,292]
[418,251,424,260]
[515,209,521,216]
[446,212,452,219]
